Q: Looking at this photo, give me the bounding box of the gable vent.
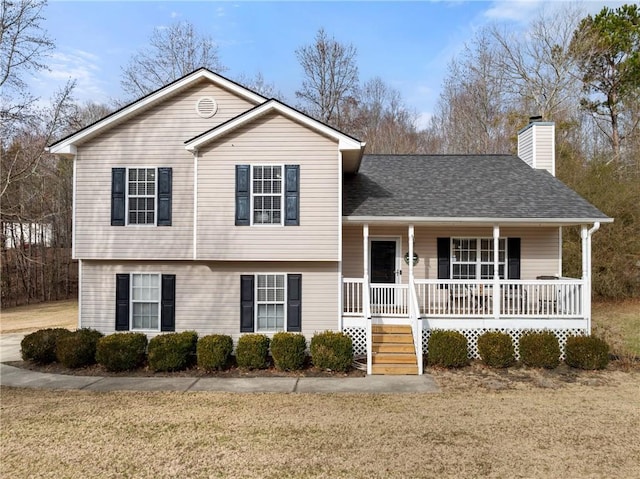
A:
[196,97,218,118]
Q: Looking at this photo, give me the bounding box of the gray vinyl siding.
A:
[517,123,555,176]
[74,80,257,260]
[342,225,561,280]
[80,260,339,340]
[196,112,340,261]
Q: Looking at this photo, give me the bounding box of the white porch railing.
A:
[413,279,584,318]
[343,278,364,315]
[369,283,409,316]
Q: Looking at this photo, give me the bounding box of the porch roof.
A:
[342,154,611,224]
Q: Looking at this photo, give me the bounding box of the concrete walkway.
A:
[0,333,440,394]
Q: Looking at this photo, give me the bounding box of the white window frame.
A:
[126,167,157,226]
[130,273,161,331]
[250,165,284,226]
[254,273,287,332]
[451,237,507,280]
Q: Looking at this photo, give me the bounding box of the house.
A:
[47,68,611,375]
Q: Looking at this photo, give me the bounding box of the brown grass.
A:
[592,300,640,358]
[0,300,77,333]
[1,374,639,479]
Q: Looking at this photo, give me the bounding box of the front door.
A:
[370,240,398,283]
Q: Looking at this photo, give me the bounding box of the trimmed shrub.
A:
[197,334,233,371]
[96,333,148,372]
[565,336,610,370]
[310,331,353,372]
[519,331,560,369]
[147,331,198,372]
[21,328,73,364]
[270,332,307,371]
[236,334,270,369]
[477,331,515,368]
[56,329,104,368]
[427,330,468,368]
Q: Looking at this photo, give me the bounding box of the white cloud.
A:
[483,0,544,22]
[170,11,181,19]
[216,6,225,17]
[415,112,433,130]
[32,49,109,103]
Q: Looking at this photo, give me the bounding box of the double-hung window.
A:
[131,273,161,330]
[256,274,286,331]
[252,166,283,225]
[128,168,156,225]
[451,238,506,280]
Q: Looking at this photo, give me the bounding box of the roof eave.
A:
[342,216,613,226]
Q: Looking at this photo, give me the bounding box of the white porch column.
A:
[363,224,369,283]
[581,225,588,281]
[408,224,415,284]
[493,224,501,319]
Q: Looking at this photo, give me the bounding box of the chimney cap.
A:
[529,115,543,123]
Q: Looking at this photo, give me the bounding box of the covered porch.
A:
[340,221,600,375]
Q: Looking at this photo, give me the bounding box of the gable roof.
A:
[343,154,611,225]
[47,68,267,156]
[184,99,366,171]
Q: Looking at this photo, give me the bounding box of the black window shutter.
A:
[115,274,130,331]
[284,165,300,226]
[235,165,250,226]
[437,237,451,279]
[157,167,172,226]
[507,238,521,280]
[111,168,126,226]
[160,274,176,331]
[287,274,302,332]
[240,275,255,332]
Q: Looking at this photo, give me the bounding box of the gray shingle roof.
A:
[343,154,610,221]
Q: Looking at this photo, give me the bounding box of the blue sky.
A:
[31,1,624,128]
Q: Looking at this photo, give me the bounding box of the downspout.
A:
[585,222,600,333]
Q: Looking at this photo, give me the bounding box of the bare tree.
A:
[234,71,286,101]
[120,20,226,99]
[295,28,359,128]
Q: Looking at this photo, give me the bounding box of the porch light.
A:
[404,251,419,266]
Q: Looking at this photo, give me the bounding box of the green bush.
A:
[310,331,353,372]
[147,331,198,372]
[56,329,104,369]
[477,331,515,368]
[519,331,560,369]
[270,332,307,371]
[236,334,270,369]
[565,335,610,370]
[197,335,233,371]
[95,333,148,372]
[427,330,468,368]
[21,328,73,364]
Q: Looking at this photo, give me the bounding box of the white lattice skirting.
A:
[344,327,587,361]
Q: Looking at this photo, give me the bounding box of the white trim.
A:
[450,236,507,280]
[193,150,198,260]
[185,99,365,153]
[338,150,343,331]
[558,226,563,277]
[129,272,162,332]
[72,155,77,259]
[77,259,82,329]
[343,216,613,225]
[48,69,265,154]
[369,236,402,284]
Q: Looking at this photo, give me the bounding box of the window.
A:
[115,273,175,332]
[256,274,286,331]
[451,238,506,280]
[131,273,161,330]
[128,168,156,225]
[240,274,301,333]
[252,166,282,225]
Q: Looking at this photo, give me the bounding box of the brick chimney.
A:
[517,117,555,176]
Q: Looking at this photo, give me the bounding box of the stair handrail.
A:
[364,275,372,375]
[409,282,423,375]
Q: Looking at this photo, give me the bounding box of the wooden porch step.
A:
[372,343,415,353]
[372,333,414,344]
[372,324,412,334]
[372,352,417,364]
[371,364,418,375]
